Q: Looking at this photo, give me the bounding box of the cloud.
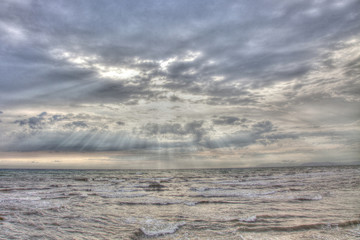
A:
[139,120,208,143]
[252,121,274,133]
[1,0,359,108]
[4,114,299,152]
[141,123,185,136]
[205,118,304,149]
[116,121,125,126]
[3,130,154,152]
[14,112,48,129]
[169,95,182,102]
[5,111,289,152]
[64,121,89,129]
[12,112,108,133]
[0,0,359,167]
[43,67,97,82]
[212,116,247,125]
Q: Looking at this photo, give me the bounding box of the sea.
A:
[0,165,359,239]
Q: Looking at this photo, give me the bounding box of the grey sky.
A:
[0,0,359,168]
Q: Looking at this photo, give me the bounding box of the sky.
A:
[0,0,359,169]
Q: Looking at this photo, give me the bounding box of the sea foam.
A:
[140,219,185,237]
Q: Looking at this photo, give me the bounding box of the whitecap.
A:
[189,187,210,192]
[239,215,257,222]
[140,219,185,237]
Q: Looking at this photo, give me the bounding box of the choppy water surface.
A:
[0,166,359,239]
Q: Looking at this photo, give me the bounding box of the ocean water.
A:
[0,166,359,240]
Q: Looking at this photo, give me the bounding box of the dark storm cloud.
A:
[44,68,97,82]
[4,118,287,152]
[204,120,293,149]
[13,112,104,132]
[212,116,247,125]
[141,123,185,136]
[88,81,157,103]
[184,120,207,143]
[0,0,359,108]
[14,112,48,129]
[4,130,154,152]
[116,121,125,126]
[64,121,89,129]
[169,95,182,102]
[0,0,359,164]
[51,114,70,122]
[2,113,353,154]
[252,121,274,133]
[204,97,258,106]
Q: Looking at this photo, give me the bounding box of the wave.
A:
[73,177,91,182]
[139,177,173,183]
[237,219,360,232]
[239,215,257,222]
[117,199,244,206]
[0,196,42,202]
[138,219,185,237]
[0,187,51,192]
[255,214,309,219]
[190,187,210,192]
[143,182,167,191]
[97,193,147,198]
[194,190,277,198]
[183,201,197,206]
[117,197,183,205]
[195,200,243,205]
[348,227,360,237]
[41,196,70,200]
[293,194,322,201]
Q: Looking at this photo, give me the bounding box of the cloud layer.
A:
[0,0,359,167]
